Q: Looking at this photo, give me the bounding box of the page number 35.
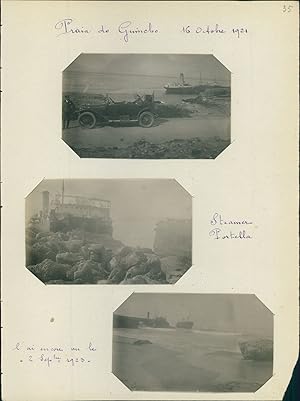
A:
[283,4,293,12]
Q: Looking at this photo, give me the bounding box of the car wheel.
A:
[78,112,97,129]
[138,111,155,128]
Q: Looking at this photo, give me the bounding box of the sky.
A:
[26,179,192,248]
[63,54,231,93]
[115,294,273,337]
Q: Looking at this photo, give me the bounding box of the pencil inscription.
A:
[54,19,248,41]
[118,21,159,43]
[209,213,254,240]
[55,18,91,36]
[12,341,97,367]
[182,25,248,38]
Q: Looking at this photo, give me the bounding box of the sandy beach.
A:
[112,328,273,392]
[62,88,230,159]
[63,115,230,159]
[64,115,229,145]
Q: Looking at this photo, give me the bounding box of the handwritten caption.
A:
[209,212,254,240]
[12,341,97,368]
[54,19,249,42]
[182,24,248,38]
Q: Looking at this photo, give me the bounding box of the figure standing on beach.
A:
[62,95,75,129]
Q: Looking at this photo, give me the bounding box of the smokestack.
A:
[42,191,50,215]
[147,312,150,319]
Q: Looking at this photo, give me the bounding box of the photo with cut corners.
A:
[62,54,231,159]
[25,179,192,285]
[112,294,273,392]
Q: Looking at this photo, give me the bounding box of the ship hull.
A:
[50,216,113,235]
[176,321,194,329]
[164,86,198,95]
[165,84,229,96]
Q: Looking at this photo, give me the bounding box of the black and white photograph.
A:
[112,294,273,392]
[25,179,192,284]
[62,54,231,159]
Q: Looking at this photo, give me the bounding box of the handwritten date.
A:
[182,24,248,38]
[13,341,97,368]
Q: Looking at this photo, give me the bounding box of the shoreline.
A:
[113,330,272,392]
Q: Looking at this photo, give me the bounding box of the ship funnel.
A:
[42,191,50,214]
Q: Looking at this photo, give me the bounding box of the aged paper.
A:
[1,1,299,400]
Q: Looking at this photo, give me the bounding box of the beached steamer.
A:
[114,314,171,329]
[164,73,196,94]
[176,320,194,329]
[37,190,113,235]
[164,73,230,97]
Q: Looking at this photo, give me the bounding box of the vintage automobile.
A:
[78,94,157,129]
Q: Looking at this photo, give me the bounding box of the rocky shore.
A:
[26,226,190,285]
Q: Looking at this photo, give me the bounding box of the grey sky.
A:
[64,54,230,90]
[26,179,192,248]
[116,294,273,337]
[67,54,229,76]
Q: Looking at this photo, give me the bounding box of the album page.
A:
[1,1,299,400]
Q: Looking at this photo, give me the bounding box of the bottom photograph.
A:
[112,293,273,392]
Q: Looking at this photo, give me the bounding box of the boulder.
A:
[44,238,67,254]
[144,253,162,273]
[145,270,166,282]
[26,228,38,246]
[73,260,108,283]
[160,255,188,283]
[88,244,105,262]
[35,232,52,241]
[136,247,153,254]
[107,268,127,284]
[102,249,113,271]
[46,279,73,285]
[109,247,142,271]
[125,264,149,280]
[121,275,148,284]
[83,232,124,252]
[56,252,82,265]
[117,246,133,258]
[27,259,71,282]
[133,339,152,345]
[109,256,119,270]
[143,276,164,284]
[238,338,273,361]
[120,252,140,270]
[64,239,84,253]
[89,244,106,253]
[212,381,262,392]
[65,264,79,280]
[80,244,91,260]
[67,229,84,240]
[160,255,183,272]
[29,243,57,264]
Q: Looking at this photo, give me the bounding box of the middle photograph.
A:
[25,179,192,285]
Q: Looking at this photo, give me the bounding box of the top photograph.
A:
[62,53,231,159]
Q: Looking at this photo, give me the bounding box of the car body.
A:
[78,94,157,129]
